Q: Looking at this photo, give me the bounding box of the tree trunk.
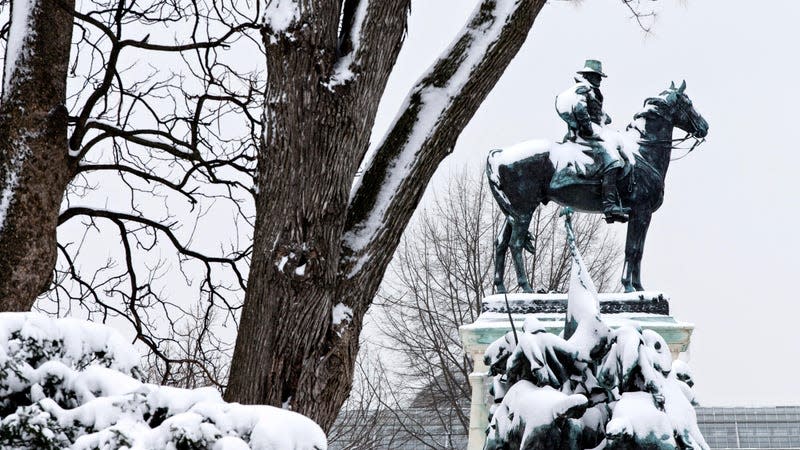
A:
[0,0,76,311]
[226,0,546,430]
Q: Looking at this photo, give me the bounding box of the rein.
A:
[637,132,706,161]
[669,133,705,161]
[628,130,704,192]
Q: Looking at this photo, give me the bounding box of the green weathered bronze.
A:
[557,60,630,224]
[487,80,708,293]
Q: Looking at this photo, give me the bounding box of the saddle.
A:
[549,139,633,192]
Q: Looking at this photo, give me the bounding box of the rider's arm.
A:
[573,86,597,139]
[573,103,594,138]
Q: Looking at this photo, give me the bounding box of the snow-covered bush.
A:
[0,313,327,450]
[483,228,708,450]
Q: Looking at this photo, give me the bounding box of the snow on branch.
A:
[342,0,544,277]
[323,0,412,93]
[323,0,370,90]
[263,0,302,42]
[3,0,39,100]
[0,135,30,237]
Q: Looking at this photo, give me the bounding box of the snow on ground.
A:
[0,313,327,450]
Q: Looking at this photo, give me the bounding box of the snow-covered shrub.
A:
[0,313,327,450]
[484,382,589,450]
[482,241,708,450]
[485,317,706,450]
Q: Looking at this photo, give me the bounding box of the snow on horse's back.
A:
[487,128,641,188]
[487,139,549,187]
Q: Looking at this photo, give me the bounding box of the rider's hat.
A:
[577,59,607,77]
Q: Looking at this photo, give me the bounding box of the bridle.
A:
[634,95,706,161]
[669,133,705,161]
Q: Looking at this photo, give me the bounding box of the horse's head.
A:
[656,80,709,138]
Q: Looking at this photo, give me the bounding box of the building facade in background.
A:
[330,407,800,449]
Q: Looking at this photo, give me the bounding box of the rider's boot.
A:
[602,169,630,223]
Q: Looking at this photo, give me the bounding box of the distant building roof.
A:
[330,406,800,449]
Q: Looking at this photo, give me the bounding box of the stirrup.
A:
[604,209,629,224]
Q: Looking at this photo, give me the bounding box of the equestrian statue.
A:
[487,60,708,293]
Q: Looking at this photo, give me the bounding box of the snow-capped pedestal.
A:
[459,292,694,450]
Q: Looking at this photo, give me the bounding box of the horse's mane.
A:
[627,91,676,136]
[632,89,680,126]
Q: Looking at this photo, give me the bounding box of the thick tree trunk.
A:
[225,1,410,429]
[226,0,545,431]
[225,0,405,429]
[0,0,76,311]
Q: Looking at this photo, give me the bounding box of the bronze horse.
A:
[487,81,708,293]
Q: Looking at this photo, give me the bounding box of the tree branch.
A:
[323,0,410,96]
[58,207,248,291]
[342,0,547,279]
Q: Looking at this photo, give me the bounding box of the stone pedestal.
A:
[458,291,694,450]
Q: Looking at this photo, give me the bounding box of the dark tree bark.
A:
[225,0,548,430]
[0,0,77,311]
[0,0,262,388]
[0,0,645,435]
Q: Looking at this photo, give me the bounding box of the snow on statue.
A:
[482,209,708,450]
[486,61,709,294]
[0,313,327,450]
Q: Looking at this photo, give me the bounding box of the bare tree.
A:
[48,0,262,388]
[327,351,404,449]
[0,0,262,386]
[358,170,620,448]
[225,0,557,429]
[227,0,659,428]
[0,0,660,429]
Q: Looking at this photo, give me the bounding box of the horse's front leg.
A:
[621,211,652,292]
[493,218,513,293]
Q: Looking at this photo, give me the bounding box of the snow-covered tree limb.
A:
[342,0,547,277]
[0,0,76,311]
[324,0,411,94]
[58,207,248,291]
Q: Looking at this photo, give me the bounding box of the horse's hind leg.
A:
[621,211,652,292]
[494,218,513,293]
[509,213,534,293]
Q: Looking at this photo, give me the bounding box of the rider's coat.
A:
[556,78,612,140]
[555,78,623,173]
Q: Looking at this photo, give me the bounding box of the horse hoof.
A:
[495,284,507,294]
[520,284,534,293]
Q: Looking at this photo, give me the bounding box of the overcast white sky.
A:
[373,0,800,406]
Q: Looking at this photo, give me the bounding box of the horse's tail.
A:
[486,149,512,217]
[486,149,536,255]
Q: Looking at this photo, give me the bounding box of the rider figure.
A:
[556,59,630,223]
